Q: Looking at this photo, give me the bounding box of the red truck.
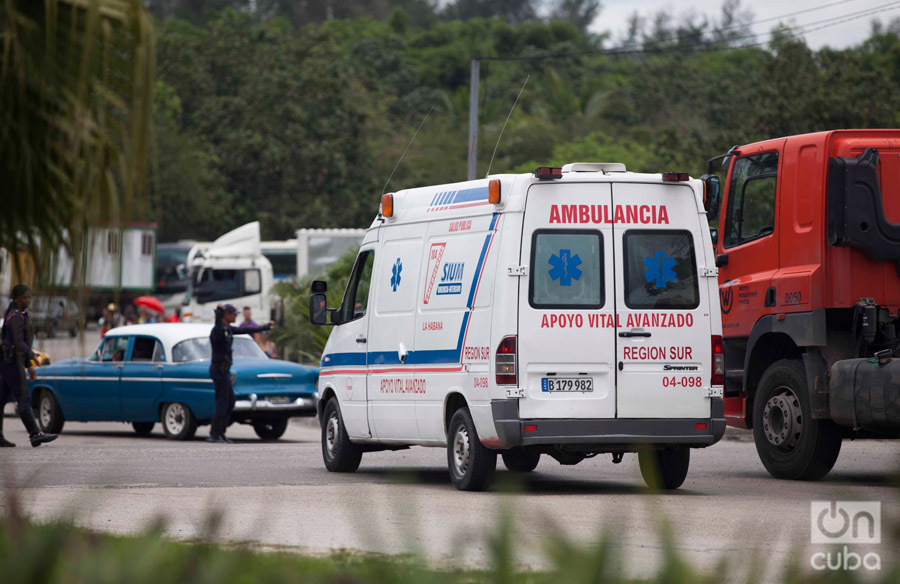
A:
[700,129,900,480]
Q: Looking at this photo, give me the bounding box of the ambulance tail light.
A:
[662,172,690,182]
[711,335,724,386]
[534,167,562,180]
[488,179,501,204]
[496,336,517,385]
[381,193,394,218]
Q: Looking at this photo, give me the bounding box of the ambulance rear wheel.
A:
[501,448,541,472]
[448,407,497,491]
[638,447,690,490]
[752,359,843,480]
[322,398,362,472]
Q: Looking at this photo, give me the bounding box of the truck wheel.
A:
[253,418,288,440]
[447,407,497,491]
[501,447,541,472]
[322,399,362,472]
[132,422,154,435]
[38,390,65,434]
[638,447,690,490]
[161,402,197,441]
[752,359,843,480]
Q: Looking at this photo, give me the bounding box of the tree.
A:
[552,0,601,34]
[0,0,155,282]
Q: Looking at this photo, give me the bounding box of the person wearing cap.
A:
[208,303,273,444]
[0,285,58,447]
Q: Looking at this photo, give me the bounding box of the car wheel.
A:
[501,447,541,472]
[638,447,690,490]
[321,399,362,472]
[253,418,288,440]
[447,407,497,491]
[37,390,65,434]
[132,422,155,436]
[161,402,197,441]
[752,359,843,480]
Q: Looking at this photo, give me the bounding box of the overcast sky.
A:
[592,0,899,49]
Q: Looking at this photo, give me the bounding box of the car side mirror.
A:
[310,292,334,326]
[701,174,720,219]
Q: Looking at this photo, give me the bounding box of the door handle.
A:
[356,336,367,344]
[618,331,651,338]
[113,363,124,369]
[716,253,728,267]
[153,363,164,370]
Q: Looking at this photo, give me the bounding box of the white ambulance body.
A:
[311,163,725,491]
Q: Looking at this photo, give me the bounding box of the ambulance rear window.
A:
[530,230,604,309]
[623,230,699,310]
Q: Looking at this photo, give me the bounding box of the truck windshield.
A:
[183,268,262,304]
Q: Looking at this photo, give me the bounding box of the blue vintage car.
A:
[27,323,318,441]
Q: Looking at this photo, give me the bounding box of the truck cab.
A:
[708,130,900,480]
[182,222,273,323]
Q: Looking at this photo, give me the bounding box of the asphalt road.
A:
[0,331,897,580]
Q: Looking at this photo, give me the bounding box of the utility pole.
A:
[467,58,480,180]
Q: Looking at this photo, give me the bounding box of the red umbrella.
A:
[134,296,165,314]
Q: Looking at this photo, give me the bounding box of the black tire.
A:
[253,418,288,440]
[501,447,541,472]
[132,422,155,435]
[639,448,690,490]
[37,389,65,434]
[321,399,362,472]
[447,407,497,491]
[161,402,197,441]
[752,359,843,480]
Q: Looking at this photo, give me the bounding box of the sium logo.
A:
[437,262,464,296]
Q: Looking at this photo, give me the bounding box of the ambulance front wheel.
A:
[501,447,541,472]
[638,447,690,490]
[447,407,497,491]
[322,398,363,472]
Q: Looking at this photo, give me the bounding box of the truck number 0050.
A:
[662,376,703,388]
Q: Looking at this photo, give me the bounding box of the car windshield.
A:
[171,336,266,362]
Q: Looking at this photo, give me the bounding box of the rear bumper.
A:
[490,398,726,449]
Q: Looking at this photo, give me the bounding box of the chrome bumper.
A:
[234,393,318,412]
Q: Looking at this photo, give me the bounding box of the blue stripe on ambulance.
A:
[320,212,499,368]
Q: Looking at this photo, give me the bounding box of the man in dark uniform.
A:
[0,285,58,447]
[208,303,272,443]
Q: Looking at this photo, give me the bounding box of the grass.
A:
[1,488,898,584]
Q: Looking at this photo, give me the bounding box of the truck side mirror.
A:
[311,280,327,293]
[309,293,330,326]
[710,228,718,247]
[701,174,720,219]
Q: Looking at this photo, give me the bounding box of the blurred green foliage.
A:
[1,495,897,583]
[148,2,900,243]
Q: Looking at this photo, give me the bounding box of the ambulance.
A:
[310,163,726,491]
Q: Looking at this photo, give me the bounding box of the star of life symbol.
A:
[644,251,676,288]
[548,249,582,287]
[391,258,402,292]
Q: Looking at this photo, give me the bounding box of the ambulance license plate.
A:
[541,378,593,392]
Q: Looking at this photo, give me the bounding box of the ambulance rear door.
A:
[517,182,617,419]
[612,181,712,419]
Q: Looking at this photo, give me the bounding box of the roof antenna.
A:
[382,106,434,196]
[485,75,530,178]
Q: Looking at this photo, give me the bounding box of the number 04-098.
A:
[662,376,703,388]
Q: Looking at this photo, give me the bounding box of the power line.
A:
[475,1,900,61]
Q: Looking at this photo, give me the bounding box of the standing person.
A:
[241,306,257,328]
[0,285,58,447]
[208,304,272,444]
[166,307,181,323]
[256,330,278,359]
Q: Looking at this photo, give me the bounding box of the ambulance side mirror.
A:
[701,174,720,219]
[309,281,334,326]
